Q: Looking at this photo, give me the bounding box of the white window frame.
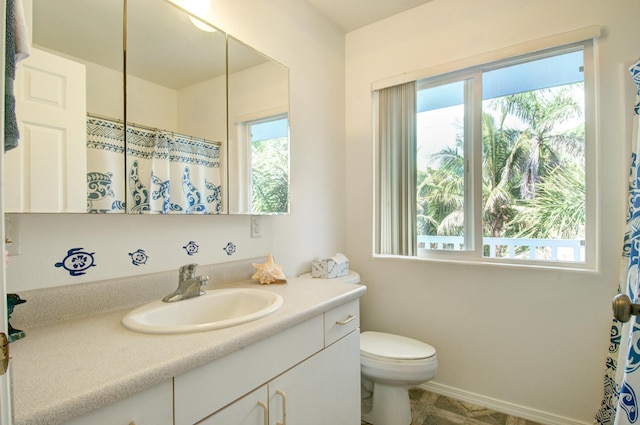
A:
[373,31,598,271]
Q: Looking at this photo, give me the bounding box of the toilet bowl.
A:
[360,331,437,425]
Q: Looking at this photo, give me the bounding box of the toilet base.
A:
[361,380,412,425]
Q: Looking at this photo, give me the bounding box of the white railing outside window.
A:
[418,236,585,262]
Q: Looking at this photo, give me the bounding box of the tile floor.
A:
[361,387,545,425]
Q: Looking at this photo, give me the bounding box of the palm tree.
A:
[481,106,526,238]
[418,104,528,241]
[417,145,465,237]
[483,85,584,236]
[490,85,583,199]
[419,83,585,251]
[512,161,585,240]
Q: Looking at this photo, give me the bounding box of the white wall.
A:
[227,61,289,212]
[178,74,226,142]
[5,0,346,290]
[85,61,123,120]
[89,55,227,140]
[127,74,179,131]
[346,0,637,423]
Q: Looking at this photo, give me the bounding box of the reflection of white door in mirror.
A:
[6,48,87,213]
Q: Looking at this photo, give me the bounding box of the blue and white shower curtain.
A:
[86,117,126,213]
[86,117,222,214]
[594,59,640,425]
[125,126,222,214]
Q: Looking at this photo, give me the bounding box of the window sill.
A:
[372,252,598,274]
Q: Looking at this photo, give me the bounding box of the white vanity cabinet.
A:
[182,300,361,425]
[62,381,173,425]
[198,386,270,425]
[267,330,360,425]
[57,299,361,425]
[11,265,367,425]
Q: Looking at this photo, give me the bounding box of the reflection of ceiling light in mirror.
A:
[178,0,216,32]
[188,16,216,32]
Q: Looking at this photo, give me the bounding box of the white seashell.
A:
[251,254,287,284]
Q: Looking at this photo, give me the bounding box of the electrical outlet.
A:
[251,216,262,238]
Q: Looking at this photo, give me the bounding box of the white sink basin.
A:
[122,288,283,334]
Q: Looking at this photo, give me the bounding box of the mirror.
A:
[227,36,290,214]
[6,0,125,213]
[126,0,227,214]
[7,0,290,215]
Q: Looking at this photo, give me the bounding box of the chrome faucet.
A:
[162,263,209,303]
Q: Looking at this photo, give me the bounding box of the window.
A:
[375,41,595,267]
[230,113,290,214]
[249,115,290,213]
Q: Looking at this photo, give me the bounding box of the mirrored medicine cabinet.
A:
[4,0,290,215]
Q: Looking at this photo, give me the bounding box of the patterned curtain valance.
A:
[125,126,221,168]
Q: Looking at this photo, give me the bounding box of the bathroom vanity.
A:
[8,262,365,425]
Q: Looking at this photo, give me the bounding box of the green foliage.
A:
[417,146,465,236]
[418,84,586,242]
[512,162,586,239]
[251,137,289,213]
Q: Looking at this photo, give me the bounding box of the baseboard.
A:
[420,382,589,425]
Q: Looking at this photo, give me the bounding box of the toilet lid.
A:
[360,331,436,361]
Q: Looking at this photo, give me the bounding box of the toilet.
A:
[298,270,437,424]
[360,331,438,425]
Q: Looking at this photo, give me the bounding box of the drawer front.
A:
[63,381,173,425]
[324,299,360,346]
[174,315,324,425]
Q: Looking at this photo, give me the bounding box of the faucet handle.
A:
[179,263,198,280]
[197,275,209,296]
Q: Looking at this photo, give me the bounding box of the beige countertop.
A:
[10,273,366,425]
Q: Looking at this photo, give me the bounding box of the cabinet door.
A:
[269,330,360,425]
[198,386,269,425]
[175,316,323,425]
[63,381,173,425]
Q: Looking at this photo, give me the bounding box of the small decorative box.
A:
[311,253,349,278]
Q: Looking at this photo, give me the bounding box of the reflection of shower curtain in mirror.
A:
[86,116,222,214]
[125,126,222,214]
[86,117,126,213]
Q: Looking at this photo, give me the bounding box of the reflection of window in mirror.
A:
[235,114,289,214]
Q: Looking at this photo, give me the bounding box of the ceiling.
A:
[31,0,434,89]
[33,0,268,90]
[305,0,434,32]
